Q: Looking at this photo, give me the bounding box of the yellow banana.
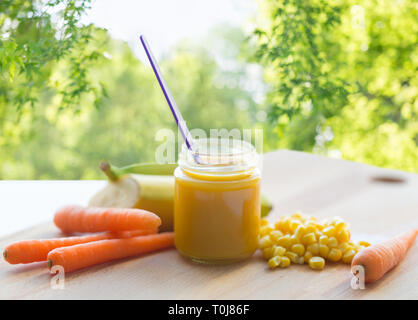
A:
[89,162,273,231]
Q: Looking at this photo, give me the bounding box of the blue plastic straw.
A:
[140,35,197,156]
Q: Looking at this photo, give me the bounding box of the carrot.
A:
[3,229,157,265]
[53,205,161,233]
[47,232,174,273]
[351,229,417,283]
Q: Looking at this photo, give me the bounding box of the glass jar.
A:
[174,138,261,264]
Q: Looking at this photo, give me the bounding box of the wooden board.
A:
[1,150,417,299]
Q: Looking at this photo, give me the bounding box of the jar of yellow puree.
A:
[174,138,261,264]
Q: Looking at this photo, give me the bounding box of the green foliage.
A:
[0,0,109,179]
[0,0,105,111]
[253,0,418,172]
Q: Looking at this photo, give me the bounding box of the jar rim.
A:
[178,138,258,174]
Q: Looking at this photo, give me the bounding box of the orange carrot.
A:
[352,229,417,283]
[3,229,157,265]
[47,232,174,272]
[54,205,161,233]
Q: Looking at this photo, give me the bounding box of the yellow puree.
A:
[174,167,260,263]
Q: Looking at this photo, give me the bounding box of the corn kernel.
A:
[313,222,323,230]
[276,235,292,249]
[291,212,303,219]
[274,220,283,231]
[359,241,371,247]
[339,242,349,251]
[259,225,274,237]
[357,245,366,252]
[304,225,317,235]
[295,256,305,265]
[307,243,319,255]
[336,228,350,243]
[289,219,301,233]
[262,247,274,260]
[294,234,304,244]
[342,249,356,264]
[335,221,348,231]
[270,230,284,243]
[327,248,342,262]
[272,245,286,257]
[319,244,329,258]
[305,219,317,226]
[328,237,338,248]
[321,218,330,226]
[260,218,269,227]
[319,235,329,245]
[268,256,281,269]
[285,251,299,263]
[302,232,317,245]
[281,217,291,233]
[305,215,317,221]
[298,216,307,223]
[329,216,344,226]
[304,251,313,263]
[322,226,336,237]
[315,230,323,238]
[309,256,325,270]
[291,243,305,256]
[279,256,291,268]
[259,235,273,249]
[294,225,307,239]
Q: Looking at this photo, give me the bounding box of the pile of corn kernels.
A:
[259,213,371,270]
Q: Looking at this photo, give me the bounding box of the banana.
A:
[89,162,273,232]
[99,160,178,180]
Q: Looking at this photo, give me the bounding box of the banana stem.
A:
[100,160,120,181]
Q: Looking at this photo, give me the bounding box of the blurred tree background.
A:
[0,0,416,179]
[253,0,417,172]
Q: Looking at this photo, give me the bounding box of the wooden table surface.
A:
[1,150,417,300]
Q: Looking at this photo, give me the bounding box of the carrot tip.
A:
[47,259,53,269]
[3,250,7,259]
